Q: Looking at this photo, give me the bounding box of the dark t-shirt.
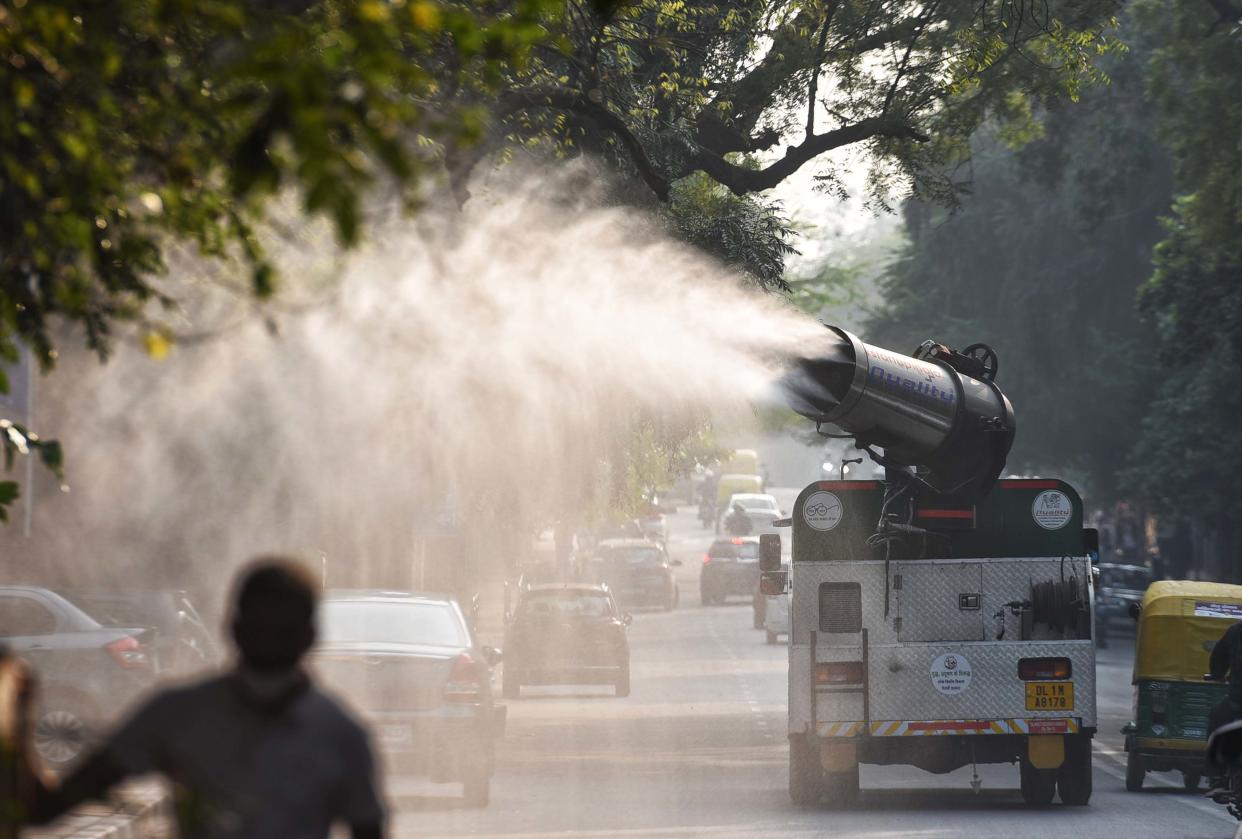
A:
[1210,622,1242,704]
[105,673,384,839]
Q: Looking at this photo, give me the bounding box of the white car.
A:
[764,589,790,645]
[728,493,781,515]
[727,493,782,535]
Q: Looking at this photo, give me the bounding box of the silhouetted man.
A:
[13,558,385,839]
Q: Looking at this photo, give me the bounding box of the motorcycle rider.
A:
[1205,618,1242,795]
[723,503,753,537]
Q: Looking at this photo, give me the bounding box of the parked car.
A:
[701,537,762,606]
[63,588,221,677]
[310,590,504,807]
[579,539,681,610]
[503,584,631,698]
[0,585,156,768]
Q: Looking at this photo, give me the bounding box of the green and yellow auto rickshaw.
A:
[1124,580,1242,791]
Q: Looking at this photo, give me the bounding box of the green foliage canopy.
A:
[867,29,1171,502]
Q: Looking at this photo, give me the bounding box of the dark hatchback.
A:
[0,585,156,768]
[579,538,681,611]
[503,584,631,698]
[700,537,761,606]
[310,591,504,807]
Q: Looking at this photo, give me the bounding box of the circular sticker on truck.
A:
[1031,490,1072,530]
[930,653,972,695]
[803,491,843,531]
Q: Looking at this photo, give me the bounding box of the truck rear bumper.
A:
[814,717,1082,737]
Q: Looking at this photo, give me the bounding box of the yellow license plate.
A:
[1025,681,1074,710]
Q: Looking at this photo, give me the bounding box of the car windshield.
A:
[522,591,614,618]
[600,547,663,565]
[709,540,760,559]
[319,600,467,648]
[1102,567,1151,591]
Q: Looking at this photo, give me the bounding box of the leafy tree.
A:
[867,26,1171,502]
[0,0,556,518]
[0,0,556,369]
[467,1,1122,211]
[1125,0,1242,524]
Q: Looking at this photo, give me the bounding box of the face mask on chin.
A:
[232,664,310,710]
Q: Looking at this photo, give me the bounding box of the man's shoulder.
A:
[302,684,369,737]
[144,673,234,709]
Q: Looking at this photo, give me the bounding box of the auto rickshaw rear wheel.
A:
[1125,750,1145,791]
[1057,735,1093,805]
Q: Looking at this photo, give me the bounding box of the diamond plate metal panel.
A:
[788,556,1097,732]
[817,640,1096,725]
[895,562,984,642]
[981,557,1093,642]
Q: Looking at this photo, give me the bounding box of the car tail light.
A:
[106,636,151,670]
[1018,657,1071,680]
[702,553,712,565]
[815,661,863,685]
[731,538,745,545]
[444,652,484,703]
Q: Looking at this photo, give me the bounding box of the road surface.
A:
[390,491,1236,838]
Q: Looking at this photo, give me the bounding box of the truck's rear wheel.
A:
[789,735,822,805]
[1019,757,1057,805]
[1124,750,1144,792]
[1057,735,1093,805]
[822,763,860,806]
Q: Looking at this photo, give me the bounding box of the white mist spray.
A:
[14,166,837,614]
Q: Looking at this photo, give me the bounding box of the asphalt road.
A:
[390,491,1238,838]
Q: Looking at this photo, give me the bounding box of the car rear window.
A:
[319,601,467,648]
[709,540,760,559]
[522,591,614,618]
[1102,567,1151,591]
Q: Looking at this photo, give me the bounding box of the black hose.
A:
[1030,579,1083,631]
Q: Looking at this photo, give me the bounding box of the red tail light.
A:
[702,553,712,565]
[106,636,150,670]
[444,652,484,703]
[815,661,863,685]
[1018,657,1071,680]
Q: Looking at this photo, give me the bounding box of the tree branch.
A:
[695,13,922,156]
[497,88,671,200]
[807,2,840,136]
[684,117,930,195]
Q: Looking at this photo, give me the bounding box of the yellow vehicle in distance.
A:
[722,448,760,477]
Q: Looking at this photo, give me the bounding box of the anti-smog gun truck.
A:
[764,326,1097,806]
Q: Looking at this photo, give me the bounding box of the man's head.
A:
[229,558,318,671]
[733,503,745,514]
